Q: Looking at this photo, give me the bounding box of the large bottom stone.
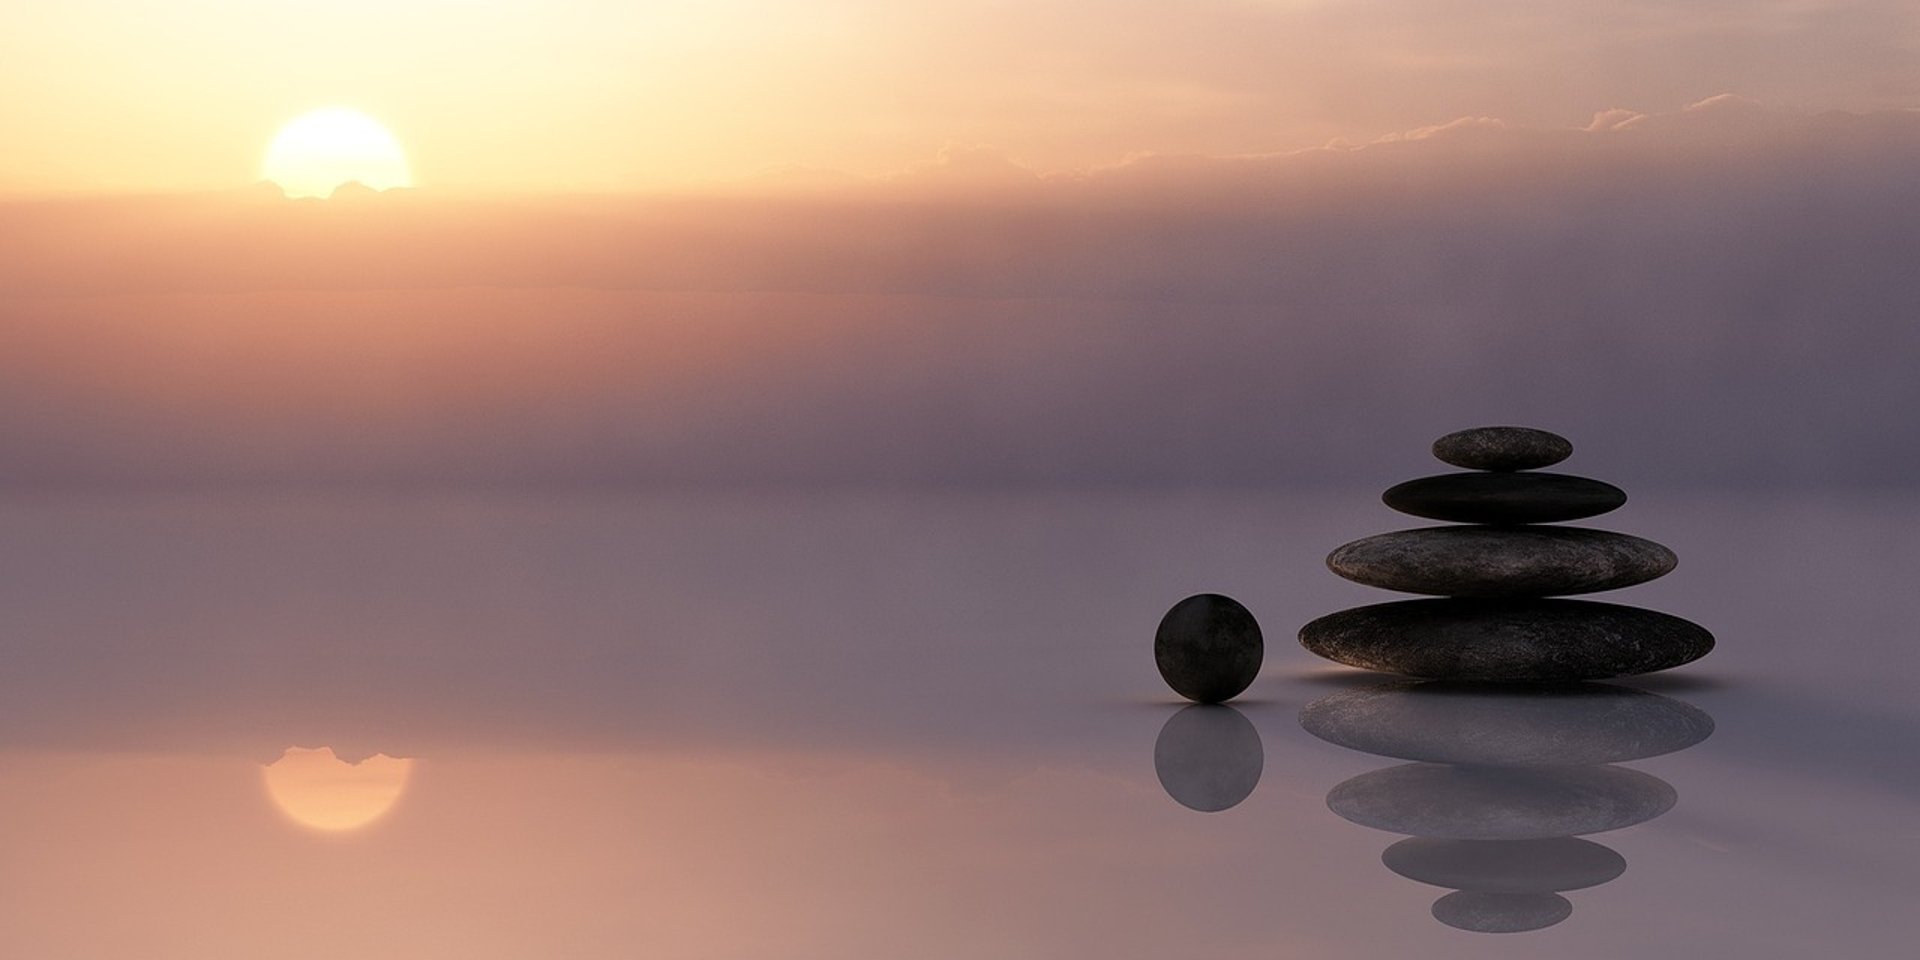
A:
[1298,598,1714,682]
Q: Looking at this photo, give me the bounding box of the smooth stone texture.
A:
[1298,681,1715,764]
[1382,472,1626,524]
[1327,526,1677,597]
[1297,598,1715,682]
[1326,762,1678,839]
[1154,593,1263,703]
[1432,426,1573,472]
[1431,891,1573,933]
[1383,837,1627,893]
[1153,704,1263,812]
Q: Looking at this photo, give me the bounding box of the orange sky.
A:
[4,0,1915,194]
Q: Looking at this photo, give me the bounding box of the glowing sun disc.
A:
[263,746,414,832]
[262,108,412,198]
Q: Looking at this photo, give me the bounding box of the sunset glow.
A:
[3,2,1916,193]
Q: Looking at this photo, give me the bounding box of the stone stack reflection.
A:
[1300,681,1713,932]
[1300,426,1713,681]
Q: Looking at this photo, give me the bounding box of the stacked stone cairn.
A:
[1299,426,1713,682]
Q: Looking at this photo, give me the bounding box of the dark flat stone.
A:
[1297,598,1715,681]
[1382,472,1626,524]
[1298,680,1714,764]
[1327,526,1676,597]
[1431,891,1573,933]
[1153,704,1263,812]
[1383,837,1626,893]
[1432,426,1573,472]
[1326,762,1677,839]
[1154,593,1263,703]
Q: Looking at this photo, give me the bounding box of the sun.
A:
[261,107,413,199]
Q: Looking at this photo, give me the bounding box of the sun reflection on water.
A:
[262,746,414,833]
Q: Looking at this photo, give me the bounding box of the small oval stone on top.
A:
[1433,426,1573,472]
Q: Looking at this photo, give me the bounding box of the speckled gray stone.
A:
[1153,704,1263,812]
[1327,526,1676,597]
[1432,426,1573,472]
[1154,593,1263,703]
[1382,472,1626,525]
[1297,598,1714,681]
[1431,891,1573,933]
[1383,837,1627,893]
[1298,681,1714,764]
[1326,762,1677,839]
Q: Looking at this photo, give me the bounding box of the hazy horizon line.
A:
[5,94,1905,203]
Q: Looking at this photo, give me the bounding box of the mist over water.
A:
[4,100,1918,490]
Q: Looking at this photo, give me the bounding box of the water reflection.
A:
[1300,681,1713,932]
[262,746,414,833]
[1154,704,1264,812]
[1300,681,1714,765]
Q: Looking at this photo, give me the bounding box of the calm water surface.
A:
[0,490,1911,958]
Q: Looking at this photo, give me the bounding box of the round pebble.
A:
[1154,593,1262,703]
[1432,427,1573,472]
